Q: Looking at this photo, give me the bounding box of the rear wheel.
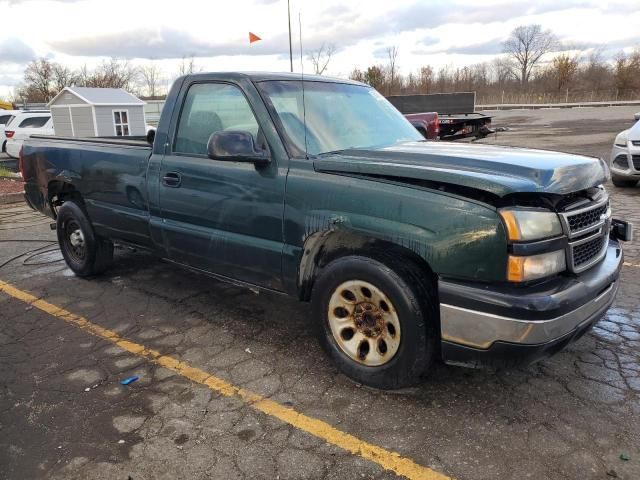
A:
[311,255,437,389]
[612,176,638,188]
[56,201,114,276]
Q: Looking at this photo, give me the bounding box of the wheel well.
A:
[298,230,437,302]
[48,181,83,218]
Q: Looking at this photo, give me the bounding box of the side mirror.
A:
[634,112,640,121]
[207,131,270,165]
[146,128,156,145]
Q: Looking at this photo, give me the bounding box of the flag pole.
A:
[288,0,293,72]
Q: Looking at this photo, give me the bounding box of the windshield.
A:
[258,80,422,156]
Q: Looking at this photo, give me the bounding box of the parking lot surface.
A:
[1,107,640,480]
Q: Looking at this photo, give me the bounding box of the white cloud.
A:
[0,0,639,97]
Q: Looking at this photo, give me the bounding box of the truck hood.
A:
[314,142,608,198]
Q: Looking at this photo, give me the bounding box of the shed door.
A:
[70,106,96,137]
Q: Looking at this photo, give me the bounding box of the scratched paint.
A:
[0,279,451,480]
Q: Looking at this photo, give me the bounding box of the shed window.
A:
[113,110,130,136]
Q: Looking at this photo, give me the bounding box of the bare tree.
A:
[363,66,385,90]
[308,43,336,75]
[24,59,55,102]
[550,53,579,90]
[503,25,555,86]
[87,58,139,91]
[417,66,433,93]
[349,68,365,82]
[140,61,163,97]
[491,57,513,86]
[52,63,77,93]
[582,48,611,92]
[178,56,198,76]
[386,46,399,94]
[613,49,640,93]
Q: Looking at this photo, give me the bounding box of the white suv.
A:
[0,110,19,153]
[610,117,640,188]
[4,112,54,158]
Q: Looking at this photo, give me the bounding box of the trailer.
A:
[388,92,493,140]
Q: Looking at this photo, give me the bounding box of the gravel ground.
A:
[0,178,23,195]
[1,106,639,480]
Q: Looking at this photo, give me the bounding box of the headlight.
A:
[499,209,563,241]
[508,250,566,282]
[614,131,628,147]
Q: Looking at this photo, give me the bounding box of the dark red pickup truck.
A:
[404,112,439,140]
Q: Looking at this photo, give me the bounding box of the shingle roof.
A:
[49,87,145,106]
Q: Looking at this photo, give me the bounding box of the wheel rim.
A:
[327,280,401,367]
[63,220,86,263]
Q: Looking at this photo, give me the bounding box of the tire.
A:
[311,255,437,389]
[612,176,638,188]
[56,200,114,277]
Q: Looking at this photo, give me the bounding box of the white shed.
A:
[48,87,146,137]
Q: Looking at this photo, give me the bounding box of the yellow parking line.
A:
[624,261,640,268]
[0,279,450,480]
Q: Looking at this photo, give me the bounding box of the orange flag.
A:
[249,32,261,44]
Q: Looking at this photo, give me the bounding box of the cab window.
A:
[174,83,259,155]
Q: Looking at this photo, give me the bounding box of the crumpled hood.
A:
[314,142,608,197]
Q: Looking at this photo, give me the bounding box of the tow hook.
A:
[611,219,632,242]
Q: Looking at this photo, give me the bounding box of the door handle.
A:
[162,172,181,187]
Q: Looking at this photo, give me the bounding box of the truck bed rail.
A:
[29,135,150,148]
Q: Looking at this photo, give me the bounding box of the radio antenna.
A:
[299,12,308,159]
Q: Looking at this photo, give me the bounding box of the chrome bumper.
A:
[440,281,617,349]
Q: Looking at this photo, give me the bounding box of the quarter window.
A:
[18,116,50,128]
[113,110,130,136]
[174,83,259,155]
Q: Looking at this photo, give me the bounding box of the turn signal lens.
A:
[507,250,566,282]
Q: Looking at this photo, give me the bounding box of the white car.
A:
[610,116,640,187]
[0,110,20,153]
[4,112,54,158]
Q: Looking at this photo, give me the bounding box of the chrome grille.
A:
[560,196,610,273]
[565,202,609,234]
[573,235,606,267]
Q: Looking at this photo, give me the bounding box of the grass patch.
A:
[0,165,16,177]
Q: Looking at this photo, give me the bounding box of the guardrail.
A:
[477,100,640,111]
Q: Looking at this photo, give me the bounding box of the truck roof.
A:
[181,71,367,87]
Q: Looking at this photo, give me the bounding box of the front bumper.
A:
[439,238,623,368]
[610,143,640,179]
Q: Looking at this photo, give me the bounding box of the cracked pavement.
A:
[1,106,640,480]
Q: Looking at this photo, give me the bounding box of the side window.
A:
[19,116,51,128]
[174,83,259,155]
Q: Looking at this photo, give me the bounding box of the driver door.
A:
[158,81,287,291]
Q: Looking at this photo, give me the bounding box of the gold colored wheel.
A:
[327,280,401,366]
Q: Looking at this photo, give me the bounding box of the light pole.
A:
[288,0,293,72]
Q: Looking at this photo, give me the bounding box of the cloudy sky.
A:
[0,0,639,98]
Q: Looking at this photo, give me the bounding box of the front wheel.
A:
[311,256,437,389]
[56,200,114,277]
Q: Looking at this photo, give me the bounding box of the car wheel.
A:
[56,200,114,277]
[311,255,437,389]
[612,176,638,188]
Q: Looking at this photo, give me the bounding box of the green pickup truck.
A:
[21,73,631,389]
